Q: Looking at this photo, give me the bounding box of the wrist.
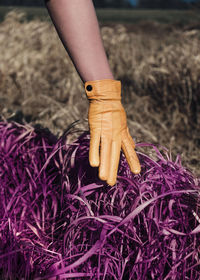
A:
[84,79,121,100]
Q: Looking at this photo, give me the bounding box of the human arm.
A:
[45,0,114,83]
[45,0,141,186]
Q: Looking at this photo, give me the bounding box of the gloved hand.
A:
[84,79,141,186]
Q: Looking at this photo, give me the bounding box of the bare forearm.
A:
[45,0,114,82]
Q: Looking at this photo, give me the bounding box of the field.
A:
[1,6,200,24]
[0,7,200,279]
[0,7,199,175]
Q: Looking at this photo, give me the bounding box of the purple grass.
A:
[0,121,199,280]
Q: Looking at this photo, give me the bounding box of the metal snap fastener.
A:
[86,85,93,91]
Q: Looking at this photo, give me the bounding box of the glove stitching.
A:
[101,99,104,151]
[111,100,113,141]
[109,99,113,184]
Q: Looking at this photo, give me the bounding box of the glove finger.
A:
[126,127,135,149]
[121,131,141,174]
[99,137,112,181]
[107,138,121,186]
[89,130,101,167]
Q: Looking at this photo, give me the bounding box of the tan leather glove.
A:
[84,79,141,186]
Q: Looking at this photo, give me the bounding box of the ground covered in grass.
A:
[0,10,199,175]
[0,121,199,279]
[0,9,200,279]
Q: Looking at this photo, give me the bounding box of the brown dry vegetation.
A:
[0,11,199,175]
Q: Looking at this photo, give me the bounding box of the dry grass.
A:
[0,10,199,175]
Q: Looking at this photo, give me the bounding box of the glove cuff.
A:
[84,79,121,100]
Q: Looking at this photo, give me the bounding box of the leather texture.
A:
[85,79,141,186]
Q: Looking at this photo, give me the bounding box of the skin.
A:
[45,0,114,82]
[45,0,141,185]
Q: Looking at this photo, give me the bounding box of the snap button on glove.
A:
[84,79,141,186]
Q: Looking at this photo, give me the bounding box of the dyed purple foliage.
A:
[0,121,199,280]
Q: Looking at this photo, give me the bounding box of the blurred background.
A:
[0,0,199,175]
[0,0,200,8]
